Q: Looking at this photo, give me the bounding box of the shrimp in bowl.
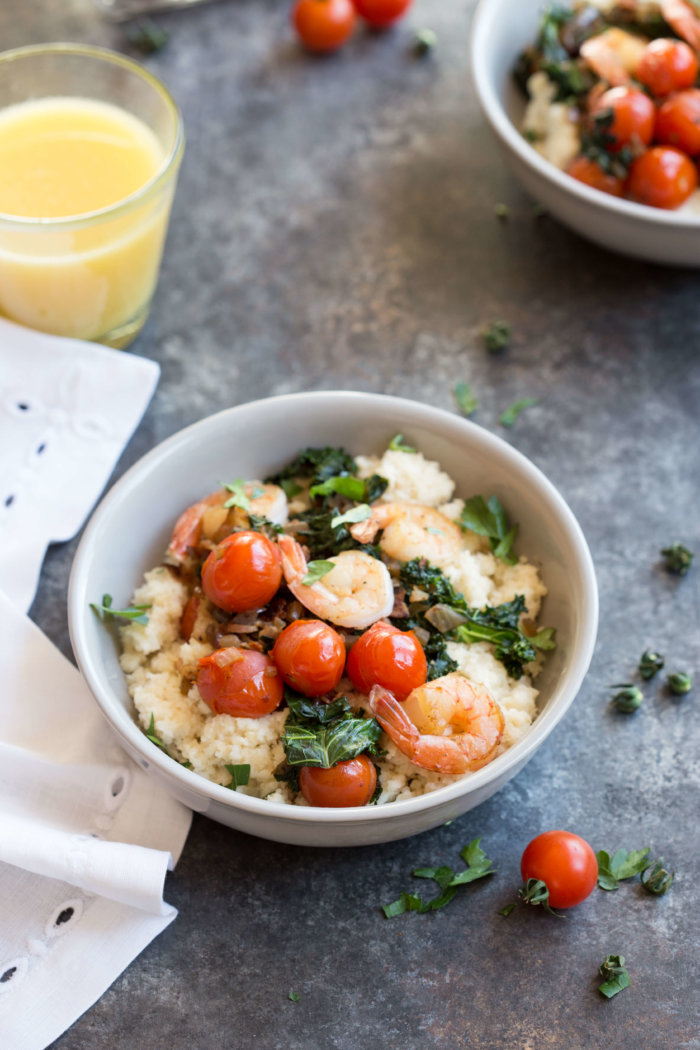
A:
[114,440,553,808]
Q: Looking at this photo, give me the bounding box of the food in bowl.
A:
[516,0,700,209]
[114,440,555,808]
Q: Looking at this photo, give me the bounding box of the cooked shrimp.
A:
[349,502,463,564]
[167,482,288,563]
[277,534,394,629]
[580,28,649,85]
[661,0,700,51]
[369,674,505,775]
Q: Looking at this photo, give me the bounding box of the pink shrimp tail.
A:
[277,533,306,584]
[662,0,700,52]
[368,685,421,752]
[167,489,226,562]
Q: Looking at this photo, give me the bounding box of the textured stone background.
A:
[11,0,700,1047]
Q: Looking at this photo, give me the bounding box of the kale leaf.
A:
[281,690,384,768]
[268,446,357,487]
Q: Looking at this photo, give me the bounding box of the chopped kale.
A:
[268,446,357,487]
[281,689,384,768]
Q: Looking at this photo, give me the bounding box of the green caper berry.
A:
[639,649,664,680]
[660,543,694,575]
[612,685,643,713]
[667,672,692,695]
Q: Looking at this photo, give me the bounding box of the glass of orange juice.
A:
[0,44,184,348]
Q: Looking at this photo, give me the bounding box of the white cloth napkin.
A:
[0,321,193,1050]
[0,316,160,612]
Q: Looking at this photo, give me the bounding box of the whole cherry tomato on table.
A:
[636,38,699,97]
[566,155,625,197]
[346,620,427,700]
[298,754,377,807]
[292,0,356,53]
[201,530,281,613]
[197,647,284,718]
[272,619,346,697]
[520,830,598,909]
[655,89,700,157]
[627,146,698,209]
[352,0,412,28]
[591,87,655,151]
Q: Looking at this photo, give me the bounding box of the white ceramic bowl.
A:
[69,392,598,847]
[470,0,700,266]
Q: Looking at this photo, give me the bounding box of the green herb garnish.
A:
[596,847,650,891]
[388,434,417,454]
[396,559,542,680]
[91,593,151,625]
[222,478,251,511]
[281,692,383,769]
[661,542,694,575]
[483,320,511,353]
[288,991,301,1003]
[268,447,357,488]
[639,649,664,680]
[459,495,518,565]
[529,626,557,651]
[280,478,302,500]
[641,857,674,896]
[494,203,510,221]
[146,713,168,752]
[225,764,251,789]
[453,381,478,417]
[611,684,643,713]
[330,504,371,528]
[308,475,366,501]
[667,672,692,695]
[598,955,630,999]
[302,559,335,586]
[383,839,495,917]
[499,397,538,429]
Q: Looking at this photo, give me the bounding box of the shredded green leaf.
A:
[309,475,366,501]
[459,495,518,565]
[483,320,511,352]
[453,381,478,417]
[146,713,168,752]
[388,434,417,454]
[383,838,495,917]
[287,991,301,1003]
[330,504,371,528]
[302,560,335,586]
[225,764,251,790]
[499,397,538,428]
[221,478,251,511]
[598,955,631,999]
[90,593,151,625]
[596,847,650,891]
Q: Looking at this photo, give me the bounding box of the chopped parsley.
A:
[302,560,335,586]
[597,847,650,891]
[598,955,630,999]
[388,434,417,454]
[145,713,168,752]
[661,542,694,575]
[330,504,371,528]
[483,320,511,353]
[225,764,251,789]
[453,382,478,417]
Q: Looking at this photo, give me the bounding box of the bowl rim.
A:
[470,0,700,229]
[69,390,599,825]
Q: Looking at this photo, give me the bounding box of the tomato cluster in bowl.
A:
[188,529,428,808]
[568,38,700,209]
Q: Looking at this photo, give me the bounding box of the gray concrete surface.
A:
[11,0,699,1047]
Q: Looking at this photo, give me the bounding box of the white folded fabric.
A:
[0,321,192,1050]
[0,316,160,612]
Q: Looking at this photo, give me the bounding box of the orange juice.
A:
[0,95,173,344]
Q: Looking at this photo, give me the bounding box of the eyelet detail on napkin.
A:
[3,494,14,508]
[0,957,28,993]
[104,768,131,811]
[45,899,83,939]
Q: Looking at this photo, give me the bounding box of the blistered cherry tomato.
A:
[636,38,699,97]
[566,155,625,197]
[298,754,377,807]
[352,0,412,28]
[201,530,281,613]
[272,619,345,696]
[346,620,427,701]
[591,87,655,151]
[627,146,698,209]
[655,89,700,156]
[197,647,284,718]
[521,830,598,909]
[292,0,355,52]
